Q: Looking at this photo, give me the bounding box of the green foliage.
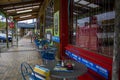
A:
[0,21,6,29]
[0,12,6,17]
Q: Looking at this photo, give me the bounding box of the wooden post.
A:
[11,29,13,46]
[112,0,120,80]
[16,22,18,47]
[6,16,9,48]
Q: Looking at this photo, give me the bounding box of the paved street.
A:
[0,36,43,80]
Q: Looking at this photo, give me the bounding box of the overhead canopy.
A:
[17,23,35,29]
[0,0,114,21]
[0,0,44,21]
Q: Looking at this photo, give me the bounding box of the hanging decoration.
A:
[8,16,14,28]
[9,21,14,28]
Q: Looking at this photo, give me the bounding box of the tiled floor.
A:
[0,37,43,80]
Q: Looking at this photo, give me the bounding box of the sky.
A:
[18,18,36,23]
[0,15,6,22]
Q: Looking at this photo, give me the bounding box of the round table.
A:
[44,60,87,80]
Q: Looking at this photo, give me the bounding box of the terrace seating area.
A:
[34,38,57,64]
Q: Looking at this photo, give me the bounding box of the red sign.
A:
[9,22,14,28]
[76,25,99,51]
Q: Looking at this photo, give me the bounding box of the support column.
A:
[69,0,73,44]
[112,0,120,80]
[60,0,69,60]
[40,16,44,38]
[6,16,9,48]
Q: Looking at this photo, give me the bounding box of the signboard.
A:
[76,26,98,50]
[54,11,59,36]
[65,50,109,79]
[9,21,14,28]
[45,29,53,45]
[52,36,60,43]
[8,16,14,28]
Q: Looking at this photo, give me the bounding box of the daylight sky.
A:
[18,18,36,23]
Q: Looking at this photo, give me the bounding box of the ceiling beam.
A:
[4,7,39,13]
[7,10,38,16]
[15,16,37,21]
[14,15,37,20]
[0,1,41,8]
[13,12,38,18]
[3,5,40,11]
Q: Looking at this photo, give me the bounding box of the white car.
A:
[0,33,12,42]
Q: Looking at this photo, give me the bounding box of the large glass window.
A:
[69,0,114,57]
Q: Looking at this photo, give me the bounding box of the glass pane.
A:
[69,0,114,57]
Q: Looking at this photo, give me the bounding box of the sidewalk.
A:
[0,36,42,80]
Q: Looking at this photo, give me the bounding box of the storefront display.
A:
[67,0,114,80]
[54,11,59,37]
[45,29,53,45]
[39,0,115,79]
[53,11,60,43]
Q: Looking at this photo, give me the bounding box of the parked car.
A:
[0,33,12,42]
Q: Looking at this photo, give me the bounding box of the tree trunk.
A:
[112,0,120,80]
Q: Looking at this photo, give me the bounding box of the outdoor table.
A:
[44,60,87,80]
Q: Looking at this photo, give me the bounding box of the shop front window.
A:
[69,0,114,57]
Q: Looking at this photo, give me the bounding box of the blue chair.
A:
[34,39,42,48]
[40,40,49,46]
[21,62,42,80]
[40,47,57,64]
[43,51,55,60]
[34,39,39,43]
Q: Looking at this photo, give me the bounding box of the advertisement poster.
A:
[9,16,14,28]
[65,50,109,79]
[45,29,53,45]
[54,11,59,36]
